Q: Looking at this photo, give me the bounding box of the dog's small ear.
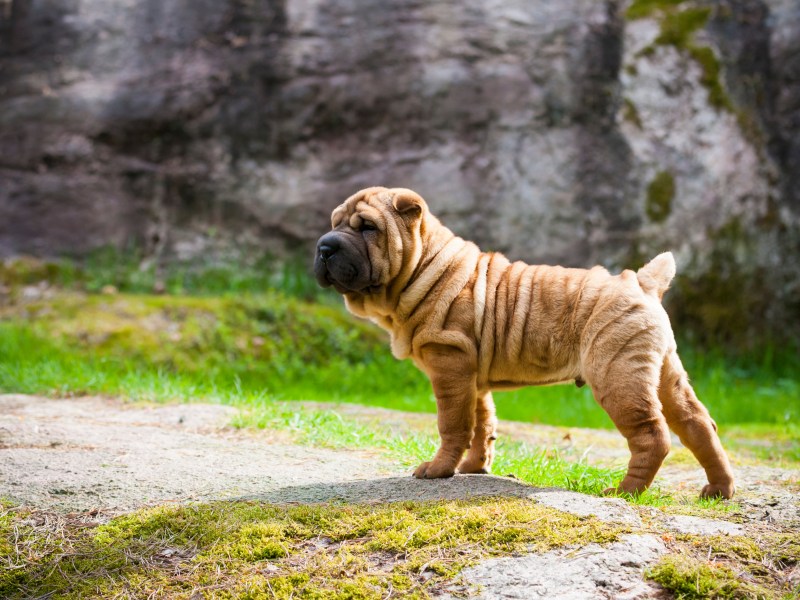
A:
[391,189,426,217]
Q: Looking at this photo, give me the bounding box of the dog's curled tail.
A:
[637,252,676,301]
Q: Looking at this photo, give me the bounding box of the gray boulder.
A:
[1,0,798,344]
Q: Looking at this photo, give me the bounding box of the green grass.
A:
[0,301,431,412]
[0,321,663,508]
[230,397,634,499]
[1,288,797,431]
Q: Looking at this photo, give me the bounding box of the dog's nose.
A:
[316,233,340,262]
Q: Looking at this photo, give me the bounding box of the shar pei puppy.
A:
[313,187,735,499]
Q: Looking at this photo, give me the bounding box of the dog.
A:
[314,186,735,498]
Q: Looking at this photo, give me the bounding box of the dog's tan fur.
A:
[315,187,735,498]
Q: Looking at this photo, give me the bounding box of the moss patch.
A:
[0,497,629,599]
[654,7,711,47]
[647,533,800,599]
[627,2,735,114]
[622,97,644,129]
[645,170,675,222]
[625,0,686,20]
[648,554,763,598]
[0,257,71,288]
[686,45,734,112]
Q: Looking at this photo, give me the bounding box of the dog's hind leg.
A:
[588,347,671,496]
[659,350,735,498]
[457,392,498,474]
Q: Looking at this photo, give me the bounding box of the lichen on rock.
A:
[645,170,675,222]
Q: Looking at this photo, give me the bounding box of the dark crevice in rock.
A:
[574,1,639,268]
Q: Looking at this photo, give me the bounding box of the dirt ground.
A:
[1,394,797,598]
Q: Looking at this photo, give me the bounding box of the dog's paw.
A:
[457,458,491,474]
[458,466,490,475]
[700,482,735,500]
[413,461,456,479]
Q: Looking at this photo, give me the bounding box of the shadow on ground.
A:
[239,474,554,505]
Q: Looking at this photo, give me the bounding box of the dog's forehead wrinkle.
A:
[360,207,384,224]
[359,196,386,212]
[331,205,349,228]
[353,200,372,217]
[345,200,384,228]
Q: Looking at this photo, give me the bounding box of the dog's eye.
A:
[359,221,378,233]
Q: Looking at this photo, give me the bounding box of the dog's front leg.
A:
[413,344,477,479]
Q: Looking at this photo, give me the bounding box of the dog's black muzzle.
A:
[314,231,370,293]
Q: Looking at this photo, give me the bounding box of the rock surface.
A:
[0,393,642,520]
[530,490,642,526]
[0,394,396,511]
[441,534,669,599]
[1,0,799,343]
[662,514,744,535]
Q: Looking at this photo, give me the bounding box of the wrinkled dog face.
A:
[314,187,424,296]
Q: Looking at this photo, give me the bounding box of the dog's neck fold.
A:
[396,227,464,318]
[346,217,482,360]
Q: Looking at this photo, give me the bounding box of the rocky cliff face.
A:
[1,0,798,345]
